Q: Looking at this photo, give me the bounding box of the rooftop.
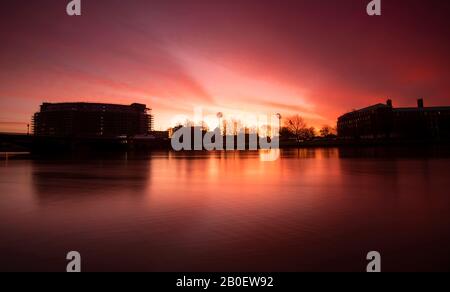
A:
[38,102,150,113]
[339,99,450,120]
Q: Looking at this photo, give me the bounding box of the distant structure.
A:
[338,99,450,140]
[33,102,153,137]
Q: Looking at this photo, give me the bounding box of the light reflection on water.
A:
[0,148,450,271]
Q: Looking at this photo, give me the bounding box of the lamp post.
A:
[276,113,282,137]
[217,112,223,134]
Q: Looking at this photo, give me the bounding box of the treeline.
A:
[170,114,337,142]
[281,115,337,142]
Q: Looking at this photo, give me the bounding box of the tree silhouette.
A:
[304,127,316,140]
[319,125,336,137]
[285,115,315,143]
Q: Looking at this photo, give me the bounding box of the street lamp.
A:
[276,113,282,136]
[217,112,223,134]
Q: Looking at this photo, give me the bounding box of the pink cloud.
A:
[1,0,449,132]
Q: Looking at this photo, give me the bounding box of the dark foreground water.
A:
[1,148,450,272]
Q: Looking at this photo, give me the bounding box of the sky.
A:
[1,0,450,132]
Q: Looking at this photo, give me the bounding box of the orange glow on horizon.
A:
[1,1,449,133]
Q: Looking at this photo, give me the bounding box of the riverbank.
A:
[2,133,450,154]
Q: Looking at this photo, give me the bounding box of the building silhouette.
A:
[338,99,450,140]
[33,102,153,138]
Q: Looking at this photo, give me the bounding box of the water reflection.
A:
[337,145,450,159]
[0,148,450,271]
[32,153,153,204]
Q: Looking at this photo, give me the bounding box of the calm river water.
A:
[1,148,450,271]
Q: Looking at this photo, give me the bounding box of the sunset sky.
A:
[1,0,450,132]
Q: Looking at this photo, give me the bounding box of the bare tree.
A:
[285,115,308,142]
[283,115,318,142]
[304,127,316,140]
[319,125,337,138]
[320,125,331,137]
[184,119,195,128]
